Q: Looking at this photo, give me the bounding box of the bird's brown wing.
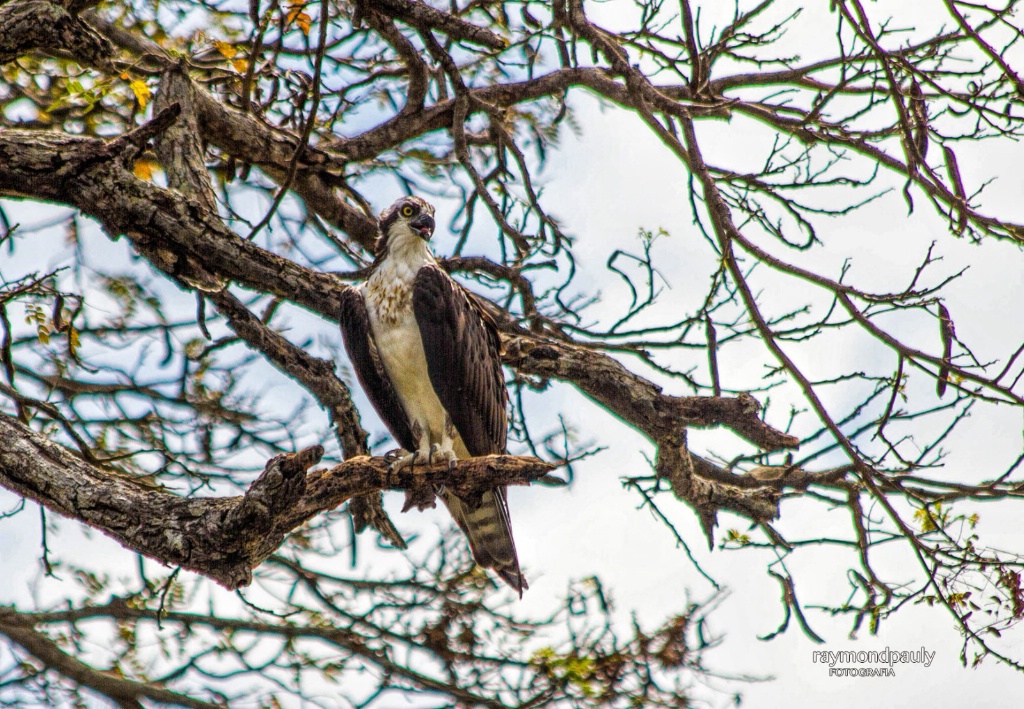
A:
[337,286,410,549]
[413,265,526,594]
[338,286,416,453]
[412,265,506,456]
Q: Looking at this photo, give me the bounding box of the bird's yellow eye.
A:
[400,205,415,218]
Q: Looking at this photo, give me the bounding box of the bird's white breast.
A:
[362,233,460,452]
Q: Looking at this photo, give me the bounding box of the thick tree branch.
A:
[0,410,553,588]
[152,64,217,213]
[20,2,707,255]
[0,0,113,68]
[504,332,798,452]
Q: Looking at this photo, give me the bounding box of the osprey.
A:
[338,196,526,593]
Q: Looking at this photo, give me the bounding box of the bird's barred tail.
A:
[443,488,527,595]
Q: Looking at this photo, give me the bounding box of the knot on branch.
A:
[225,446,321,536]
[111,103,181,161]
[503,334,798,452]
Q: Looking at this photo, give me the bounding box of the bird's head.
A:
[377,197,436,255]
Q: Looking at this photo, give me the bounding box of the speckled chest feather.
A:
[365,273,412,326]
[363,229,432,324]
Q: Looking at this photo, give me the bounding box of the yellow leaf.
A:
[287,4,312,35]
[129,79,151,108]
[212,39,237,59]
[133,159,155,181]
[231,57,248,73]
[913,507,937,532]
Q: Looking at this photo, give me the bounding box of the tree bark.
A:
[0,411,554,588]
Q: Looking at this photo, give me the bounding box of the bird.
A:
[338,195,527,594]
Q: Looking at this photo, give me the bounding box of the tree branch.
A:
[0,410,553,588]
[0,607,223,709]
[504,330,798,452]
[359,0,508,50]
[0,0,113,68]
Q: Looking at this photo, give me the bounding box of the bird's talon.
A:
[388,450,421,473]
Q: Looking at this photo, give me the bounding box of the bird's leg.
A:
[392,424,439,510]
[388,420,458,472]
[430,415,459,472]
[388,422,435,473]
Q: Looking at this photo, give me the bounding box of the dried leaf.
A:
[212,39,237,59]
[133,159,155,181]
[52,294,65,332]
[68,327,80,358]
[943,145,968,235]
[705,316,720,397]
[909,77,928,160]
[287,4,312,35]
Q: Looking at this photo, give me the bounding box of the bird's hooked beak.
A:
[410,212,435,239]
